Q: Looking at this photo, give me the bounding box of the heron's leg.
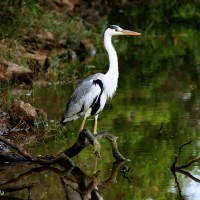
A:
[93,115,101,164]
[94,115,98,134]
[79,109,91,132]
[79,115,87,132]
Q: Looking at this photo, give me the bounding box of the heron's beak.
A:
[122,30,141,36]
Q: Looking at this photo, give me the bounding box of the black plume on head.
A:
[108,25,120,30]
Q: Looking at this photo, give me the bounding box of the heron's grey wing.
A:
[61,73,104,123]
[71,73,104,100]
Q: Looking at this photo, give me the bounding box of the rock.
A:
[53,0,78,10]
[79,39,96,56]
[37,28,55,42]
[23,52,50,71]
[8,100,47,128]
[1,61,32,76]
[0,73,6,81]
[23,28,55,51]
[0,60,33,84]
[58,48,77,62]
[77,39,96,63]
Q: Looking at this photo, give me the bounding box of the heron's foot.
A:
[93,139,101,158]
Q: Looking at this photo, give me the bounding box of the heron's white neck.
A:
[104,32,119,98]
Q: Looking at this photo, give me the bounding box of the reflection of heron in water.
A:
[60,25,141,134]
[60,161,125,200]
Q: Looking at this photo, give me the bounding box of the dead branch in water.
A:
[63,129,126,161]
[170,140,200,200]
[169,140,200,171]
[0,129,126,166]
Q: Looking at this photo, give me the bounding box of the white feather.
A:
[103,28,119,99]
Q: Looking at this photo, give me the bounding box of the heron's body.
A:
[60,25,141,133]
[61,73,106,122]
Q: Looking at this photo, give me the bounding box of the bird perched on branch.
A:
[60,25,141,134]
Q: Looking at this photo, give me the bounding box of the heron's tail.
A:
[60,120,67,126]
[60,109,77,126]
[60,116,68,126]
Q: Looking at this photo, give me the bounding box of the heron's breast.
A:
[103,79,118,99]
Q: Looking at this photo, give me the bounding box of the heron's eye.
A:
[115,28,118,31]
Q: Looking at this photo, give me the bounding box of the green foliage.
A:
[0,0,37,39]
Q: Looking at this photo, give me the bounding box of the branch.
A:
[0,129,126,165]
[63,128,101,158]
[171,140,200,170]
[170,140,192,171]
[63,129,126,161]
[177,169,200,183]
[170,140,200,200]
[0,184,33,193]
[176,157,200,170]
[170,168,184,200]
[97,130,126,161]
[0,135,74,166]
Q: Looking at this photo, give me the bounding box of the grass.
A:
[0,1,106,82]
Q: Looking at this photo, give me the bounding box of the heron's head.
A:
[106,25,141,36]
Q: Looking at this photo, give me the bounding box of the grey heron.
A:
[60,25,141,134]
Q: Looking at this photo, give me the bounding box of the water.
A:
[2,37,200,199]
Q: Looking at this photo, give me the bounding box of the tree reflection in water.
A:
[171,141,200,200]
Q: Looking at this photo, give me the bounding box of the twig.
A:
[170,140,192,171]
[176,157,200,170]
[157,124,163,137]
[171,168,184,200]
[177,169,200,183]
